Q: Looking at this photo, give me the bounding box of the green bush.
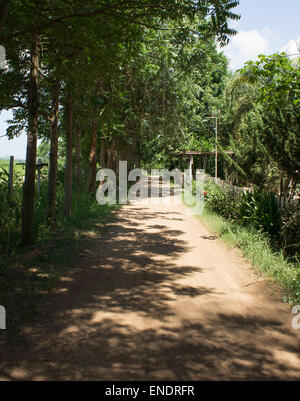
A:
[279,203,300,259]
[199,179,299,260]
[237,190,280,239]
[195,180,239,220]
[0,168,22,254]
[0,167,116,255]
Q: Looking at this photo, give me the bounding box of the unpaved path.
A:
[0,181,299,380]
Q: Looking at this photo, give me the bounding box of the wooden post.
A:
[37,168,41,196]
[215,117,218,180]
[215,110,220,180]
[36,158,42,196]
[189,155,193,179]
[8,155,14,197]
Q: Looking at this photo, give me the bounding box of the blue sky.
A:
[232,0,300,44]
[1,0,300,159]
[223,0,300,70]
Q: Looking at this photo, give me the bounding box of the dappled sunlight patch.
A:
[90,310,166,332]
[32,375,47,381]
[62,325,80,334]
[230,358,254,369]
[148,369,176,380]
[59,276,73,282]
[2,300,300,380]
[8,367,28,380]
[2,195,300,380]
[79,249,94,256]
[54,288,68,294]
[83,231,99,238]
[36,273,50,279]
[273,350,300,368]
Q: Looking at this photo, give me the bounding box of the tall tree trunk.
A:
[100,138,105,168]
[21,34,40,246]
[88,113,99,193]
[75,127,82,190]
[0,0,10,33]
[63,92,73,218]
[135,154,141,169]
[47,75,61,226]
[283,175,291,197]
[107,145,114,170]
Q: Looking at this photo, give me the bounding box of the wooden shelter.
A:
[176,150,234,178]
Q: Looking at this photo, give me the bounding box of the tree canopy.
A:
[0,0,240,244]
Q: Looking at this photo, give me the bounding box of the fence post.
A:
[36,159,42,196]
[8,155,14,197]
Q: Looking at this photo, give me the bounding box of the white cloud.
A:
[223,29,272,71]
[261,26,279,42]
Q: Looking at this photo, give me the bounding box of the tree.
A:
[232,54,300,195]
[21,34,41,245]
[0,0,240,244]
[0,0,9,34]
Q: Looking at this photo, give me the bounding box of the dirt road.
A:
[1,182,300,380]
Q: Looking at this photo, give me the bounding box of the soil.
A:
[0,181,299,380]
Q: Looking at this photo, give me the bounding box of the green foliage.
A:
[200,179,299,261]
[220,54,300,193]
[0,174,117,256]
[0,161,25,253]
[198,180,238,219]
[241,53,300,109]
[0,182,22,254]
[237,190,280,238]
[279,204,300,260]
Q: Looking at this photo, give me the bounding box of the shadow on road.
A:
[0,206,299,380]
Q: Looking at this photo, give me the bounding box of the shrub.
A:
[199,180,239,220]
[237,190,281,239]
[0,167,110,255]
[0,168,22,254]
[279,203,300,259]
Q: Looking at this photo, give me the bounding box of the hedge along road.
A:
[0,178,299,380]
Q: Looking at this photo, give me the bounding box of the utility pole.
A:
[204,110,221,180]
[8,155,14,197]
[215,110,220,180]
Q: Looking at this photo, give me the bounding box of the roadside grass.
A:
[199,207,300,305]
[0,159,26,185]
[0,196,120,331]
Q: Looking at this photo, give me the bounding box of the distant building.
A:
[280,37,300,61]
